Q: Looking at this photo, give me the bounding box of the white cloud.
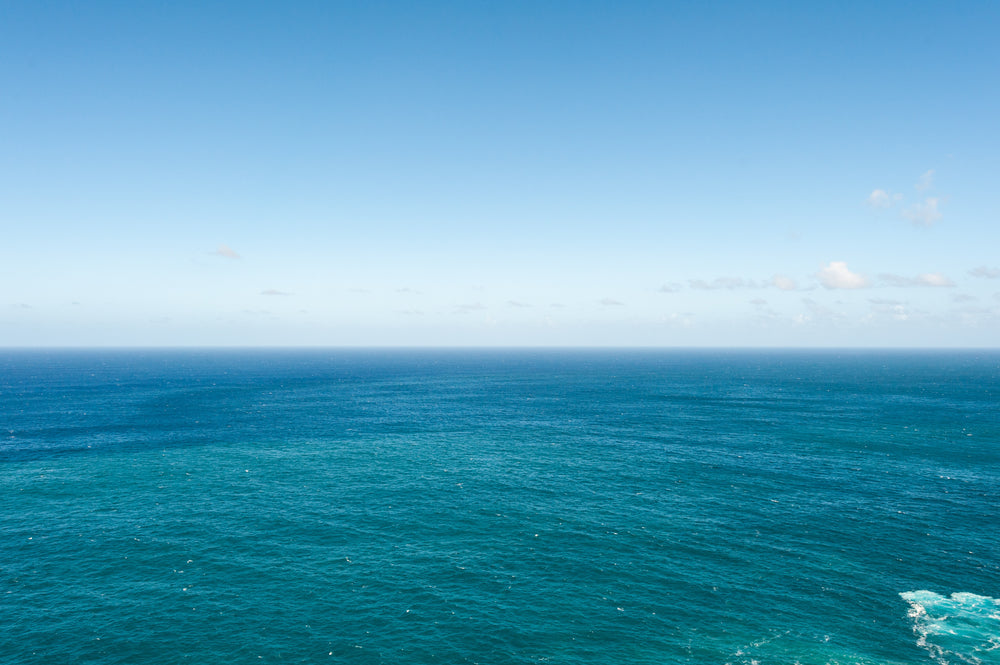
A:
[214,244,241,259]
[662,312,694,327]
[867,189,901,208]
[771,275,797,291]
[916,273,954,287]
[260,289,291,296]
[801,298,845,322]
[878,272,955,288]
[970,266,1000,279]
[750,298,767,306]
[689,277,755,290]
[916,169,935,191]
[507,300,531,308]
[902,197,942,227]
[455,303,486,313]
[817,261,869,289]
[868,299,910,321]
[951,293,977,303]
[658,283,681,293]
[600,298,625,306]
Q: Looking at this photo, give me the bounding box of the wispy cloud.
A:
[396,287,422,294]
[915,169,935,191]
[600,298,625,306]
[878,272,954,288]
[261,289,291,296]
[867,189,902,208]
[688,277,757,290]
[868,300,911,321]
[970,266,1000,279]
[951,293,977,303]
[214,244,241,259]
[817,261,869,289]
[455,302,486,313]
[902,197,942,227]
[658,283,682,293]
[801,298,846,322]
[662,312,695,327]
[507,300,531,308]
[771,275,797,291]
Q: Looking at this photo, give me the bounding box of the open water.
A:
[1,349,998,664]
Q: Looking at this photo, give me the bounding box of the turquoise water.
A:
[2,349,998,664]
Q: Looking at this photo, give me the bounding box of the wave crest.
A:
[900,590,1000,665]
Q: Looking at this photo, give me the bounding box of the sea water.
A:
[1,349,997,664]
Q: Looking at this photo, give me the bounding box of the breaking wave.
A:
[900,591,1000,665]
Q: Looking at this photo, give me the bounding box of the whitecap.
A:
[900,590,1000,664]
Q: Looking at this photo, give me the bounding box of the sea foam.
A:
[900,590,1000,665]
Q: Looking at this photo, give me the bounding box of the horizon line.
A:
[2,345,998,351]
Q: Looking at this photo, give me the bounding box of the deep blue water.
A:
[1,349,998,664]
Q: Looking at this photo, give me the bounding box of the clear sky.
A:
[2,1,999,346]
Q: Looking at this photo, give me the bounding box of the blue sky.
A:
[2,1,999,346]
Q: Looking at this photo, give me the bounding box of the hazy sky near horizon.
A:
[2,1,999,346]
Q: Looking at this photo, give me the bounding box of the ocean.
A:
[1,349,997,664]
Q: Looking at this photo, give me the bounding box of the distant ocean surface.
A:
[1,349,998,665]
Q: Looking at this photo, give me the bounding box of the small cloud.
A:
[801,297,845,321]
[658,283,682,293]
[662,312,695,327]
[817,261,869,289]
[771,275,797,291]
[970,266,1000,279]
[916,273,954,287]
[260,289,291,296]
[349,288,371,294]
[869,301,911,321]
[455,302,486,313]
[915,169,935,191]
[214,244,241,259]
[11,303,32,309]
[867,189,901,208]
[396,287,422,294]
[878,273,955,288]
[750,298,767,306]
[869,298,905,306]
[550,303,565,308]
[398,309,425,316]
[951,293,977,303]
[688,277,751,290]
[902,197,942,227]
[507,300,531,308]
[599,298,625,306]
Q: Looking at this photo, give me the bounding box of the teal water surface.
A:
[1,350,998,664]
